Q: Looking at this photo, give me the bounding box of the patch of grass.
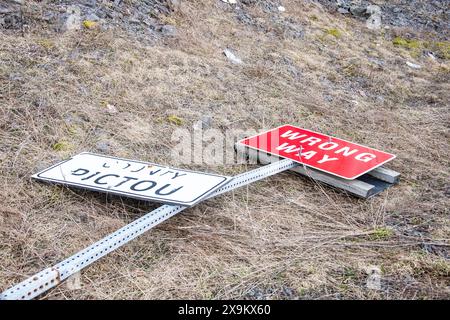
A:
[411,256,450,278]
[159,15,177,26]
[392,37,421,50]
[52,140,71,151]
[431,41,450,59]
[83,20,97,29]
[167,115,184,126]
[324,28,342,38]
[342,267,359,284]
[392,37,450,59]
[36,38,55,50]
[392,37,422,57]
[370,227,394,240]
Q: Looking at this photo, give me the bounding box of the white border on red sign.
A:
[238,124,396,180]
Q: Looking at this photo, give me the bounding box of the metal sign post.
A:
[1,125,400,300]
[1,159,298,300]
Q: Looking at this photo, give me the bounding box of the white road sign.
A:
[32,152,232,206]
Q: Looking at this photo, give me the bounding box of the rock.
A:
[96,141,111,153]
[278,6,286,13]
[42,11,56,22]
[365,5,382,30]
[105,103,118,114]
[282,20,304,39]
[85,13,100,22]
[223,48,243,64]
[167,0,181,12]
[427,52,437,60]
[406,61,421,69]
[1,14,22,29]
[366,5,381,16]
[222,0,237,4]
[83,0,97,8]
[160,24,177,36]
[338,8,349,14]
[366,266,382,290]
[0,3,19,14]
[62,6,82,31]
[349,5,367,17]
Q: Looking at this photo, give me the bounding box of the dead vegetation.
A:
[0,0,449,299]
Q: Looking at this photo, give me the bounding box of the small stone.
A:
[350,5,367,17]
[365,5,382,30]
[42,11,55,22]
[0,3,19,14]
[160,24,177,36]
[1,13,22,29]
[83,0,97,8]
[278,6,286,12]
[96,141,110,153]
[105,103,118,114]
[167,0,181,12]
[223,48,243,64]
[63,6,82,31]
[366,266,382,291]
[85,13,100,22]
[366,5,381,16]
[338,8,349,14]
[406,61,421,69]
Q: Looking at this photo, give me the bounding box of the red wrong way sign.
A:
[238,125,396,180]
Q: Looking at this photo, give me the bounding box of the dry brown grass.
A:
[0,0,449,299]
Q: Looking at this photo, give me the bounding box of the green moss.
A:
[391,37,450,59]
[370,227,393,240]
[167,115,183,126]
[52,140,71,151]
[82,20,97,29]
[343,267,357,279]
[433,41,450,59]
[324,28,342,38]
[392,37,422,49]
[36,38,55,50]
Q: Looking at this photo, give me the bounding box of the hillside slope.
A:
[0,0,449,299]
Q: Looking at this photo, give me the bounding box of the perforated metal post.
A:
[0,159,297,300]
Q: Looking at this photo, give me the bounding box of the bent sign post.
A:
[32,152,232,206]
[238,125,396,180]
[2,124,399,300]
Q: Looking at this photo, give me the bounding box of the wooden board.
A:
[235,144,400,198]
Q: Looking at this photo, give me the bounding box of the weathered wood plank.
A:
[367,166,400,184]
[235,144,376,198]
